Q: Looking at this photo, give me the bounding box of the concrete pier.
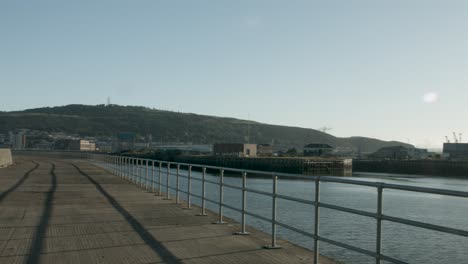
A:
[0,156,335,264]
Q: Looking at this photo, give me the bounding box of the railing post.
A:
[164,163,171,200]
[197,167,208,216]
[213,169,226,224]
[185,165,192,209]
[140,159,144,188]
[119,157,122,177]
[265,175,280,248]
[376,185,384,264]
[314,177,321,264]
[235,171,249,235]
[117,156,120,177]
[133,158,137,184]
[152,161,156,192]
[136,159,140,186]
[145,160,149,190]
[119,157,122,176]
[137,159,140,186]
[126,157,130,180]
[132,158,136,183]
[133,158,138,184]
[123,157,128,180]
[176,164,180,204]
[158,162,162,196]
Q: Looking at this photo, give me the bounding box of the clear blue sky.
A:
[1,0,468,149]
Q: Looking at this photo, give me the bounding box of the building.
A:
[117,132,135,151]
[257,144,274,156]
[77,140,96,151]
[443,143,468,159]
[54,139,96,151]
[213,143,257,157]
[303,143,334,157]
[10,131,27,150]
[370,146,428,160]
[96,141,115,152]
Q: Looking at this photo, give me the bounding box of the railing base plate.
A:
[233,232,250,235]
[264,245,281,249]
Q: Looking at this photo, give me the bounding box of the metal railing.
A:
[88,154,468,264]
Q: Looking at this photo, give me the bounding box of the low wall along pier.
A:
[0,148,13,167]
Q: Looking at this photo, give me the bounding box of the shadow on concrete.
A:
[71,163,181,264]
[26,163,57,264]
[0,161,39,203]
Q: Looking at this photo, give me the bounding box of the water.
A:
[122,164,468,264]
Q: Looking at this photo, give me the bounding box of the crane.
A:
[445,136,450,143]
[319,126,332,133]
[453,132,458,143]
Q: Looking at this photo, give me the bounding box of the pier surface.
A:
[0,157,334,264]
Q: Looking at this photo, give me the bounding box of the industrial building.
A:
[117,132,135,151]
[8,131,27,150]
[443,143,468,159]
[370,146,429,160]
[213,143,257,157]
[54,139,96,151]
[303,143,334,157]
[257,144,274,156]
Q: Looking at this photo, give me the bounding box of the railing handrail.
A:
[116,155,468,198]
[81,153,467,264]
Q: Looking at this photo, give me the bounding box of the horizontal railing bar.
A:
[380,183,468,198]
[318,236,378,259]
[244,187,273,197]
[275,194,315,205]
[274,220,315,239]
[119,155,468,198]
[380,254,411,264]
[242,209,328,242]
[319,202,377,218]
[222,203,243,213]
[204,197,220,205]
[94,155,468,264]
[382,215,468,237]
[244,210,273,223]
[204,179,220,185]
[191,193,203,199]
[222,183,243,190]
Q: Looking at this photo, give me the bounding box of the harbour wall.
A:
[0,148,13,167]
[354,159,468,178]
[132,153,352,176]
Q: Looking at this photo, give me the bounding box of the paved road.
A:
[0,157,335,264]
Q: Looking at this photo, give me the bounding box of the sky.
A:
[1,0,468,149]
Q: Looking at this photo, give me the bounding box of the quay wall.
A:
[132,153,352,176]
[354,159,468,178]
[0,148,13,167]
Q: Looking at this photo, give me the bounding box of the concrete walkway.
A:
[0,157,335,264]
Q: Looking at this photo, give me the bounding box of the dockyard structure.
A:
[303,143,334,157]
[257,144,274,156]
[443,143,468,159]
[213,143,257,157]
[54,139,96,151]
[117,132,135,151]
[370,146,428,160]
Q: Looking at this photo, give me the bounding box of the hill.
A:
[0,104,411,152]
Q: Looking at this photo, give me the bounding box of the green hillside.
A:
[0,104,411,152]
